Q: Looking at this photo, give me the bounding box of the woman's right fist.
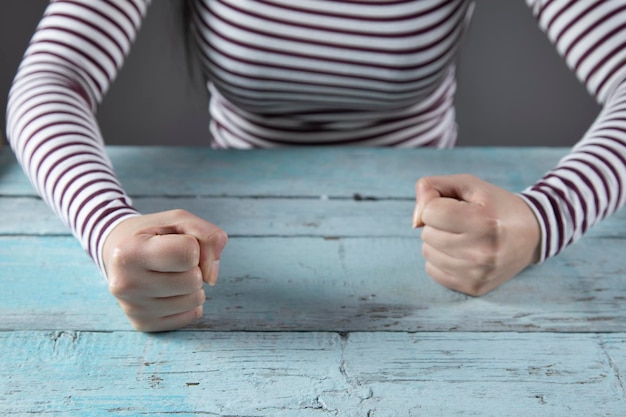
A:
[102,210,228,332]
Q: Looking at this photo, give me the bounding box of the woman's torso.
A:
[188,0,474,148]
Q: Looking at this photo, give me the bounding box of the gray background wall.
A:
[1,0,601,147]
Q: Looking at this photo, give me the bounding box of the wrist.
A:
[516,192,545,265]
[99,212,141,280]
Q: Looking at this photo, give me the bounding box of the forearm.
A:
[5,0,149,272]
[7,69,140,272]
[521,0,626,261]
[520,78,626,261]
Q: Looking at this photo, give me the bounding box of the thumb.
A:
[196,228,229,286]
[419,174,490,204]
[161,210,229,286]
[412,177,441,228]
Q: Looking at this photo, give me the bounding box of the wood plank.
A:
[0,331,624,416]
[0,146,567,197]
[2,236,626,332]
[2,146,625,415]
[0,197,68,235]
[601,334,626,401]
[0,196,416,237]
[341,332,626,416]
[2,195,626,239]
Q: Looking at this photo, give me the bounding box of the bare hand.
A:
[103,209,228,332]
[412,175,541,296]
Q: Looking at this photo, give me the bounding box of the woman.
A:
[6,0,626,331]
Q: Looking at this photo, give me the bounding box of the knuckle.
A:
[192,289,207,307]
[458,173,474,182]
[484,216,504,236]
[465,282,490,297]
[108,273,139,298]
[211,229,229,248]
[463,286,484,297]
[193,306,204,321]
[126,310,162,333]
[169,208,191,219]
[473,219,504,265]
[109,241,137,269]
[472,249,498,268]
[190,266,204,288]
[131,319,158,333]
[420,226,433,243]
[108,238,150,273]
[416,177,430,188]
[118,301,146,319]
[463,270,495,297]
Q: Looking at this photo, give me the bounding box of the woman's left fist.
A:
[413,174,541,296]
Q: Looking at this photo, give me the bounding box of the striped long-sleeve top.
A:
[5,0,626,273]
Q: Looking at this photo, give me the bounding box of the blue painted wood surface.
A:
[2,235,626,332]
[0,147,563,197]
[1,331,625,416]
[1,146,625,416]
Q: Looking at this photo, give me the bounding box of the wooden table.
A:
[1,146,625,416]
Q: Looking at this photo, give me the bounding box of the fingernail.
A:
[209,260,220,286]
[411,204,420,229]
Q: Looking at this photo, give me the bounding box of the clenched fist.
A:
[413,175,541,296]
[103,209,228,332]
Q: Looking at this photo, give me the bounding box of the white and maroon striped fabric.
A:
[190,0,472,148]
[521,0,626,261]
[6,0,147,273]
[5,0,626,272]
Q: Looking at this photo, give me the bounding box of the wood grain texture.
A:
[0,147,566,197]
[2,146,626,416]
[2,195,626,239]
[1,331,624,416]
[2,146,624,241]
[1,145,625,331]
[0,196,416,237]
[2,235,625,332]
